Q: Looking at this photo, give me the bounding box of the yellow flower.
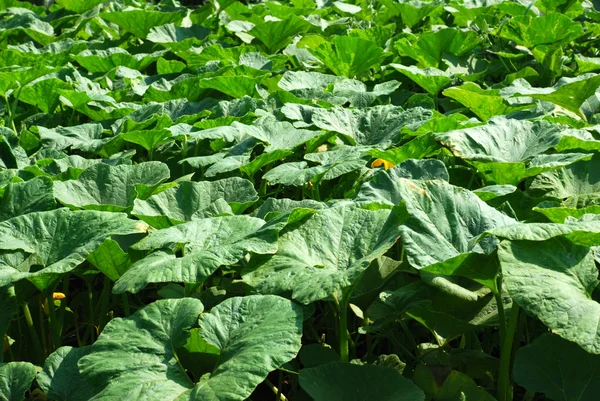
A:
[53,292,66,300]
[371,158,394,170]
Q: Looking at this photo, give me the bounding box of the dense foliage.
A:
[2,0,600,400]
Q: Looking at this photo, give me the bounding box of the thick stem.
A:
[494,276,507,344]
[497,302,520,401]
[265,379,288,401]
[122,293,131,317]
[46,292,61,351]
[338,298,349,363]
[22,302,44,363]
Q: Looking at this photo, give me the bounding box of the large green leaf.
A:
[264,147,368,186]
[529,157,600,222]
[436,117,592,184]
[442,83,532,121]
[190,295,303,400]
[390,64,453,96]
[78,298,203,400]
[72,48,166,74]
[355,159,449,206]
[113,215,278,294]
[243,204,403,304]
[510,74,600,121]
[393,179,516,291]
[78,296,302,401]
[249,16,311,52]
[0,177,55,221]
[99,10,187,38]
[496,13,584,49]
[37,124,107,153]
[37,346,96,401]
[55,0,105,13]
[132,178,257,228]
[54,162,170,212]
[310,105,432,147]
[514,334,600,401]
[0,362,37,401]
[311,36,384,78]
[394,28,481,68]
[299,361,425,401]
[0,209,148,290]
[498,238,600,354]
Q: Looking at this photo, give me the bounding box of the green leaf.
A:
[393,179,516,291]
[299,361,425,401]
[72,48,165,74]
[132,178,257,228]
[120,129,175,154]
[368,132,441,165]
[0,177,55,221]
[147,24,209,51]
[498,238,600,353]
[443,82,532,121]
[0,14,55,46]
[436,117,592,184]
[496,13,584,49]
[37,346,96,401]
[310,105,433,147]
[0,362,37,401]
[529,157,600,221]
[100,10,187,39]
[311,36,384,78]
[20,77,71,114]
[86,239,131,281]
[264,148,368,186]
[394,28,481,68]
[243,204,403,304]
[54,162,170,212]
[473,185,518,202]
[197,75,259,99]
[0,209,148,290]
[37,123,107,153]
[249,16,311,52]
[511,74,600,121]
[390,64,453,96]
[78,298,203,400]
[514,334,600,401]
[113,215,278,294]
[355,159,449,206]
[191,295,303,400]
[485,214,600,247]
[55,0,105,13]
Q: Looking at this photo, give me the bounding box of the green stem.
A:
[333,294,350,363]
[46,292,61,351]
[259,179,268,197]
[265,379,289,401]
[57,276,70,340]
[122,293,131,317]
[494,276,507,344]
[497,302,520,401]
[21,302,44,363]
